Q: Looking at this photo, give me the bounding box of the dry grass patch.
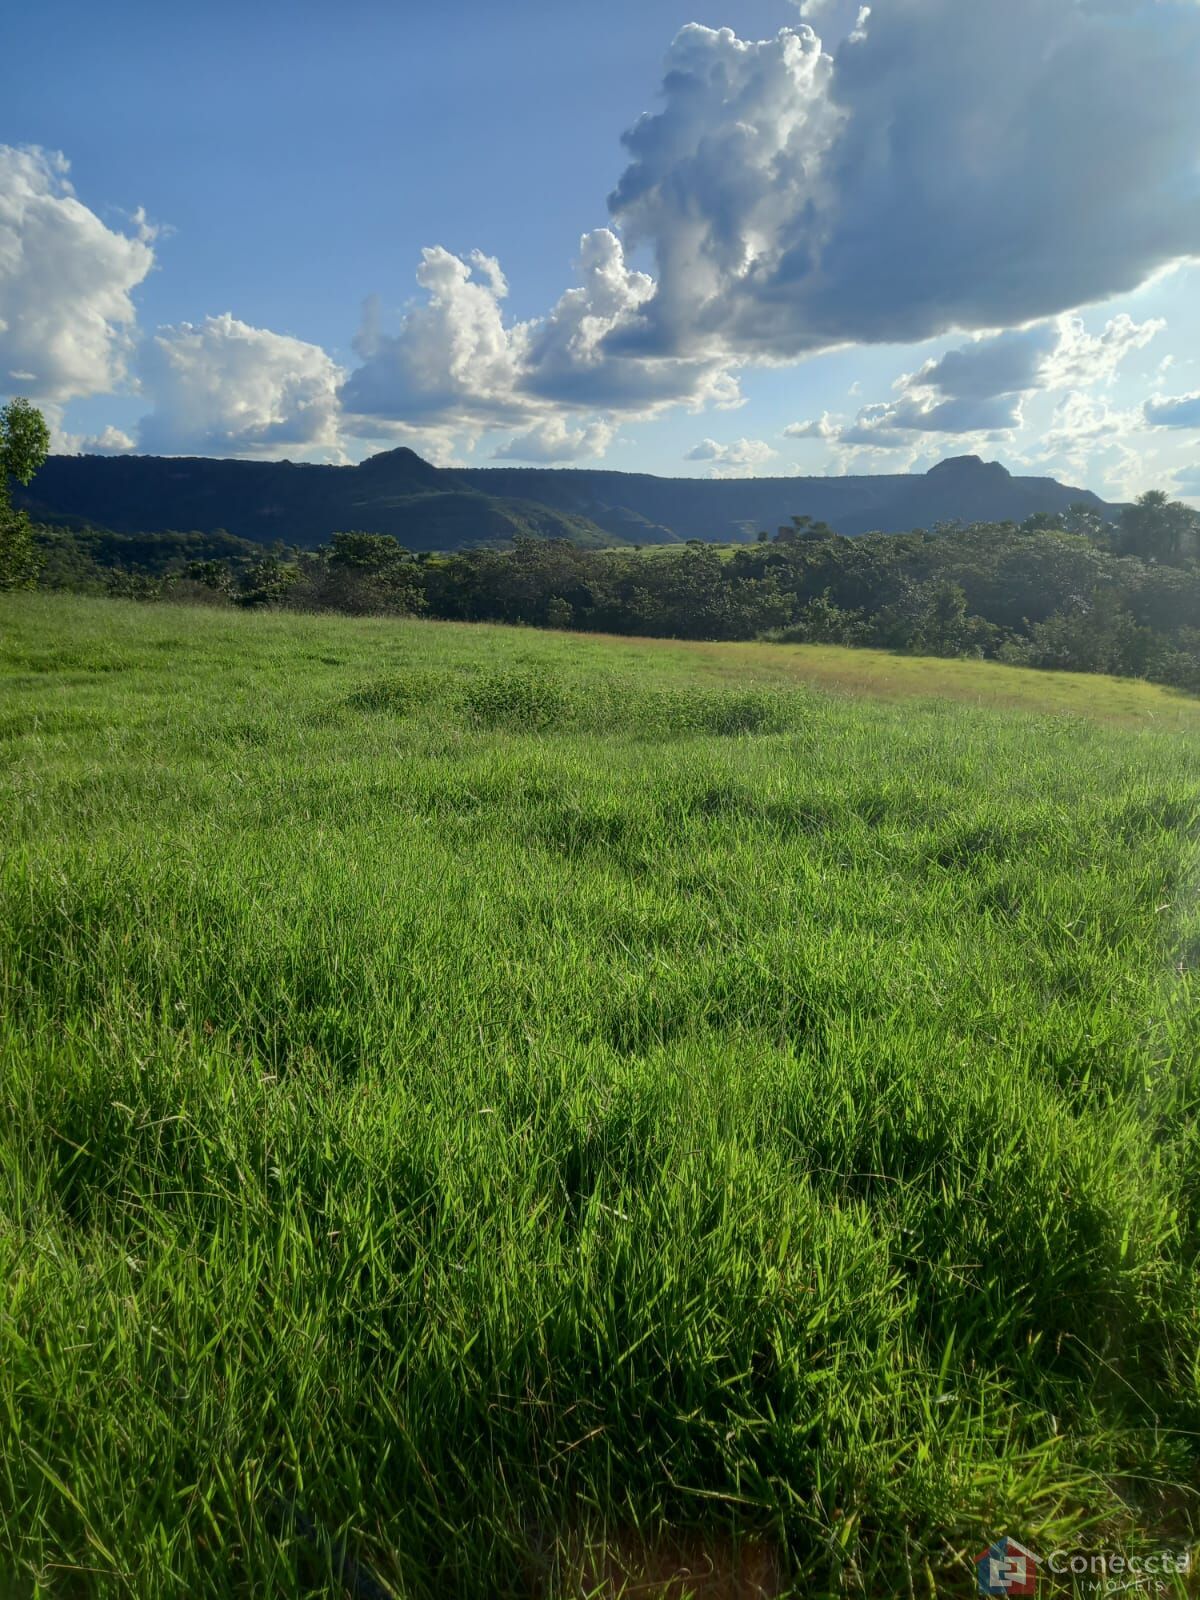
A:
[550,1533,782,1599]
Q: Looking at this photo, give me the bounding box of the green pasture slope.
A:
[2,594,1200,1598]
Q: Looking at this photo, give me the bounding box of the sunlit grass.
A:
[2,595,1199,1597]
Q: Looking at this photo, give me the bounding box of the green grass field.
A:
[3,595,1200,1598]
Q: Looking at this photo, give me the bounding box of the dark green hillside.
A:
[14,447,616,552]
[14,447,1115,553]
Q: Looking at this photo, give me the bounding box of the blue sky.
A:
[2,0,1199,500]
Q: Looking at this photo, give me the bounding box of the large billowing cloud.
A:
[336,0,1200,461]
[338,0,1198,458]
[137,314,345,458]
[0,145,155,402]
[605,0,1200,361]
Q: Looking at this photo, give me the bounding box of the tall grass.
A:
[2,596,1199,1597]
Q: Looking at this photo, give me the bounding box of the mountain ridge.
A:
[12,448,1116,550]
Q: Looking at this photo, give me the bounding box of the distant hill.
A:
[13,449,617,552]
[460,454,1116,541]
[13,448,1116,550]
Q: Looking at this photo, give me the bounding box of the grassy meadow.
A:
[2,594,1200,1597]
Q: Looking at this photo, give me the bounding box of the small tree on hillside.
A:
[0,399,51,590]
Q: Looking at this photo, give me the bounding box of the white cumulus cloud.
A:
[685,436,778,475]
[341,247,529,431]
[0,145,155,403]
[339,229,739,452]
[493,417,617,462]
[56,423,136,455]
[136,314,345,459]
[784,413,841,440]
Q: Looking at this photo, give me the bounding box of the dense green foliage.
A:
[31,524,272,592]
[0,399,51,591]
[35,489,1200,694]
[2,596,1199,1597]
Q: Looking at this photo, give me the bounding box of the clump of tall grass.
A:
[461,667,578,730]
[345,669,438,714]
[565,676,810,738]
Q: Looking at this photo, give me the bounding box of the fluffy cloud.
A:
[1144,391,1200,429]
[523,230,739,414]
[85,424,136,453]
[828,313,1162,448]
[493,417,616,462]
[685,436,778,475]
[1026,391,1146,487]
[839,393,1024,448]
[909,313,1161,402]
[56,423,136,455]
[339,229,739,448]
[784,413,840,440]
[605,2,1200,361]
[0,145,154,403]
[341,248,529,430]
[1035,314,1164,391]
[607,24,840,360]
[910,325,1062,401]
[137,314,345,458]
